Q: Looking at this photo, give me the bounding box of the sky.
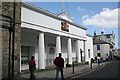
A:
[27,1,119,48]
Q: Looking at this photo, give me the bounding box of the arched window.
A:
[49,47,55,54]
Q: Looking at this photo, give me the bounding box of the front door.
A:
[97,53,101,57]
[46,47,55,67]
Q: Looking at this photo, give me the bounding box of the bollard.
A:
[90,58,94,69]
[90,62,92,69]
[72,62,74,74]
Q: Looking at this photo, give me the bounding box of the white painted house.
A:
[93,31,115,60]
[20,2,93,71]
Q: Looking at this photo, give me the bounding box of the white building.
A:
[93,31,115,60]
[20,3,93,71]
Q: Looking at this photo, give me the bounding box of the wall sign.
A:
[61,21,69,32]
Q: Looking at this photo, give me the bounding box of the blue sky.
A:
[29,2,118,48]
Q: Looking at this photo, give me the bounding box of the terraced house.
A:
[0,2,94,79]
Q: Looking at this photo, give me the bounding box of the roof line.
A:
[86,34,93,37]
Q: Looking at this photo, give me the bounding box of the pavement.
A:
[18,62,106,80]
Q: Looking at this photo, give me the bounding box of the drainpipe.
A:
[8,18,13,79]
[11,1,16,79]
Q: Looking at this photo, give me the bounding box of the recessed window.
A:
[49,47,55,54]
[110,45,113,49]
[21,46,30,65]
[97,45,100,50]
[88,49,90,58]
[106,35,110,38]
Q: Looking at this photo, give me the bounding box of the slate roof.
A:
[93,39,110,44]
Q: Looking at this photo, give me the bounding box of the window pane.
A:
[21,46,30,65]
[97,45,100,50]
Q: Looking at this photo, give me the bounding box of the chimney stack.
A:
[101,31,104,40]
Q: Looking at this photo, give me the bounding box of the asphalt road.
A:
[68,59,120,80]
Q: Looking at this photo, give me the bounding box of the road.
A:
[67,60,120,80]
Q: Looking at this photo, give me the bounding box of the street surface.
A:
[68,60,120,80]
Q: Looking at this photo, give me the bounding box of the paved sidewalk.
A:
[19,62,105,80]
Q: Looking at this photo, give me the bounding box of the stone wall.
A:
[2,2,21,79]
[0,1,2,80]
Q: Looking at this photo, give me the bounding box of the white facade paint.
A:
[67,38,72,64]
[56,35,61,56]
[86,35,94,63]
[21,7,86,40]
[93,44,109,60]
[93,31,115,60]
[20,3,93,71]
[38,33,46,69]
[76,40,81,63]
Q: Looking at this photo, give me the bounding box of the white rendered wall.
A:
[69,24,86,38]
[86,36,94,63]
[93,45,101,58]
[21,7,61,31]
[101,44,110,60]
[21,7,86,41]
[93,44,109,60]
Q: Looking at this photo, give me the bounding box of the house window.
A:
[106,35,110,38]
[88,49,90,58]
[97,45,100,50]
[21,46,30,65]
[110,45,113,49]
[49,47,55,54]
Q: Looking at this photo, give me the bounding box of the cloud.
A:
[82,8,118,28]
[101,29,105,33]
[77,6,86,11]
[72,17,74,19]
[82,15,89,20]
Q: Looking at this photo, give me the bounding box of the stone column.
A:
[67,38,72,65]
[56,35,61,56]
[76,40,81,63]
[38,33,45,69]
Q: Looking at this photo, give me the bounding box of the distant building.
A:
[93,31,115,60]
[115,49,120,56]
